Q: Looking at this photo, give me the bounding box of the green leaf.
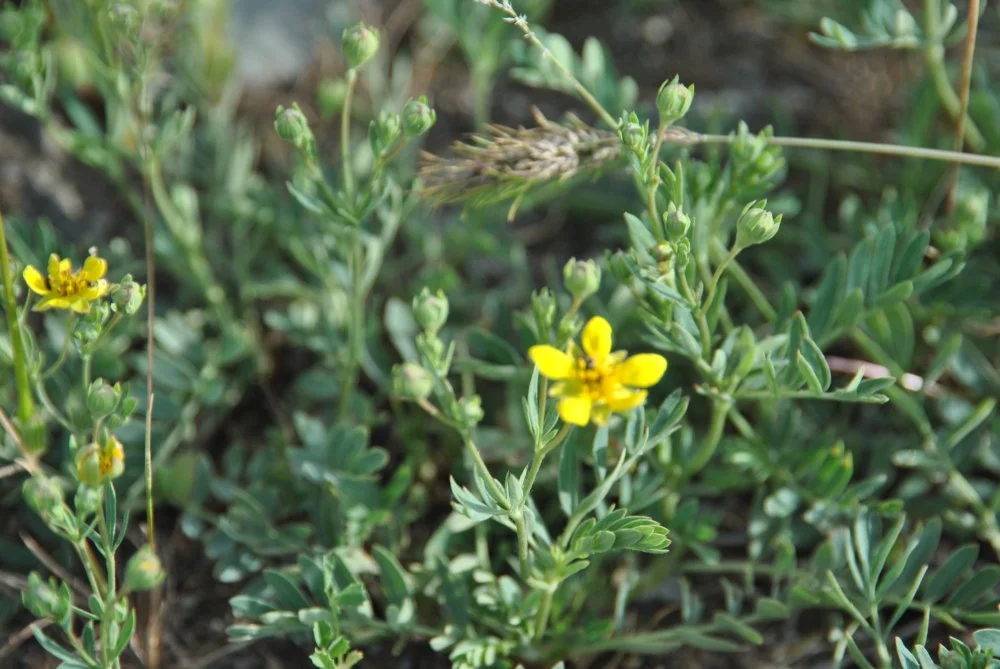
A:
[558,433,579,517]
[762,488,800,518]
[713,612,764,645]
[796,351,824,394]
[32,627,82,665]
[624,212,656,250]
[945,566,1000,609]
[972,629,1000,654]
[111,609,136,659]
[373,545,410,604]
[263,570,311,611]
[868,224,896,302]
[833,287,865,330]
[873,280,913,308]
[895,637,921,669]
[753,598,790,620]
[807,254,846,338]
[923,544,979,604]
[799,338,831,391]
[649,390,688,440]
[893,229,929,283]
[846,238,873,298]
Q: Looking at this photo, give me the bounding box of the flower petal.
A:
[616,353,668,388]
[591,404,612,425]
[606,388,647,412]
[581,316,612,362]
[22,265,51,296]
[47,254,62,278]
[36,297,72,311]
[69,298,92,314]
[82,256,108,281]
[528,345,574,380]
[558,395,592,426]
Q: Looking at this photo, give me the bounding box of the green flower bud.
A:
[621,118,645,154]
[23,572,71,625]
[652,243,673,263]
[104,435,126,480]
[74,485,101,518]
[342,22,379,70]
[416,332,446,371]
[124,545,165,592]
[412,288,449,334]
[402,96,436,138]
[23,476,64,520]
[530,288,556,336]
[673,237,691,268]
[54,38,91,90]
[392,363,435,402]
[734,200,782,249]
[369,110,402,155]
[19,413,46,456]
[274,103,316,159]
[76,444,104,486]
[457,395,484,427]
[607,251,633,283]
[110,274,146,315]
[317,78,347,118]
[87,378,120,419]
[662,204,691,242]
[656,76,694,125]
[562,258,601,301]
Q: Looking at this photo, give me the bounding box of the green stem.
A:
[82,354,92,392]
[683,400,730,478]
[944,0,981,210]
[462,434,506,506]
[699,247,739,319]
[339,233,365,419]
[708,238,776,322]
[41,315,77,380]
[0,213,34,425]
[677,269,712,359]
[523,423,572,500]
[341,69,358,200]
[533,588,554,642]
[515,512,530,572]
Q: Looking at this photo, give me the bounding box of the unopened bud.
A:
[621,119,645,154]
[392,363,434,402]
[412,288,449,334]
[662,204,691,242]
[102,435,126,480]
[342,23,379,70]
[124,545,165,592]
[735,200,781,249]
[110,274,146,315]
[607,251,632,283]
[274,103,316,158]
[370,110,402,155]
[87,379,119,419]
[530,288,556,335]
[76,444,104,486]
[23,476,63,519]
[457,395,484,427]
[656,76,694,126]
[402,96,436,137]
[562,258,601,301]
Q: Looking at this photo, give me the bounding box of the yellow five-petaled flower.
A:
[529,316,667,426]
[23,253,110,313]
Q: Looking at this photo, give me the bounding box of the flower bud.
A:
[562,258,601,301]
[316,78,347,118]
[76,444,104,486]
[19,413,46,456]
[23,572,71,625]
[54,38,91,90]
[342,22,379,70]
[530,288,556,336]
[734,200,782,249]
[392,363,434,402]
[110,274,146,315]
[607,251,633,283]
[102,435,126,480]
[124,545,165,592]
[621,118,645,154]
[402,96,436,138]
[656,76,694,125]
[457,395,484,427]
[412,288,449,334]
[274,103,316,159]
[23,476,64,520]
[87,379,119,419]
[662,204,691,242]
[369,110,402,155]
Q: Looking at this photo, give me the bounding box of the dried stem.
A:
[944,0,980,212]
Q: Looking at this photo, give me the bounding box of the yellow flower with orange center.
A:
[529,316,668,426]
[23,253,110,313]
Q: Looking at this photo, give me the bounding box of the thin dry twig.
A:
[20,533,90,597]
[0,619,53,663]
[944,0,981,212]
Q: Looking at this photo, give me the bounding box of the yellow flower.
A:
[529,316,667,426]
[23,253,110,313]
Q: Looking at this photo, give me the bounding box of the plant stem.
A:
[523,423,571,500]
[684,399,730,478]
[677,269,712,359]
[700,246,739,320]
[0,212,34,426]
[533,588,554,642]
[341,69,358,200]
[944,0,981,211]
[692,132,997,167]
[340,234,365,419]
[515,512,530,572]
[708,238,776,322]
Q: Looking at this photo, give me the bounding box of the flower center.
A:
[575,356,612,400]
[50,269,90,297]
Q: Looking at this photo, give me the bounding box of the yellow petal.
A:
[591,404,612,425]
[528,345,574,380]
[558,395,592,426]
[606,388,648,412]
[616,353,668,388]
[70,298,92,314]
[36,297,72,311]
[58,258,71,275]
[82,256,108,281]
[80,280,110,300]
[581,316,612,362]
[22,265,51,296]
[47,254,62,278]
